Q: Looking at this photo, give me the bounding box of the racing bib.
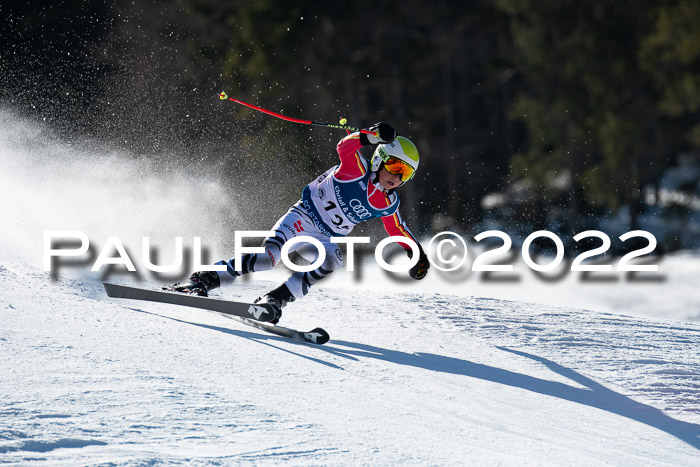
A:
[302,166,399,236]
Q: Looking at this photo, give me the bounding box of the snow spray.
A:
[0,110,238,275]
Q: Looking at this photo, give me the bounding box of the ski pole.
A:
[219,91,377,136]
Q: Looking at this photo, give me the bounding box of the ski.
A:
[103,282,278,322]
[103,283,330,345]
[219,314,330,345]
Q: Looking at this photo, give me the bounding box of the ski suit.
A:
[215,132,420,299]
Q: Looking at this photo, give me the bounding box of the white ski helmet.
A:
[370,136,420,182]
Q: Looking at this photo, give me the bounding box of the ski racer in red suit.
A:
[170,122,430,323]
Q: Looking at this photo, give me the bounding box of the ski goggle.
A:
[383,157,415,181]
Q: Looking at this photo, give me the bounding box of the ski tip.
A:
[305,327,330,345]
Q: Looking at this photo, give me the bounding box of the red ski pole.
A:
[219,92,377,136]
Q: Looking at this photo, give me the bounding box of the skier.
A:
[169,122,430,323]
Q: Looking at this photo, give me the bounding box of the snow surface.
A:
[2,263,700,465]
[2,110,700,464]
[0,265,700,465]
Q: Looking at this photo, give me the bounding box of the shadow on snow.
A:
[128,307,700,451]
[127,307,344,369]
[326,339,700,451]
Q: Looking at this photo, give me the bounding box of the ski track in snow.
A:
[1,262,699,465]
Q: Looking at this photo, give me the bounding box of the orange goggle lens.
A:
[383,157,414,181]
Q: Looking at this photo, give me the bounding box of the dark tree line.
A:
[2,0,698,239]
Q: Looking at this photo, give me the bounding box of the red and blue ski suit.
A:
[216,132,421,299]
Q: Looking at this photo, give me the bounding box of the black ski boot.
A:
[167,271,220,297]
[254,283,295,324]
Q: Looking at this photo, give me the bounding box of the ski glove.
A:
[365,122,397,145]
[407,247,430,280]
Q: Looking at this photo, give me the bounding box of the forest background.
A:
[2,0,699,253]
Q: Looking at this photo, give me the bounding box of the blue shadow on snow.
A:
[324,340,700,451]
[126,307,700,451]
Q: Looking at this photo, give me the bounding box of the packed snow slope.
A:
[1,263,699,465]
